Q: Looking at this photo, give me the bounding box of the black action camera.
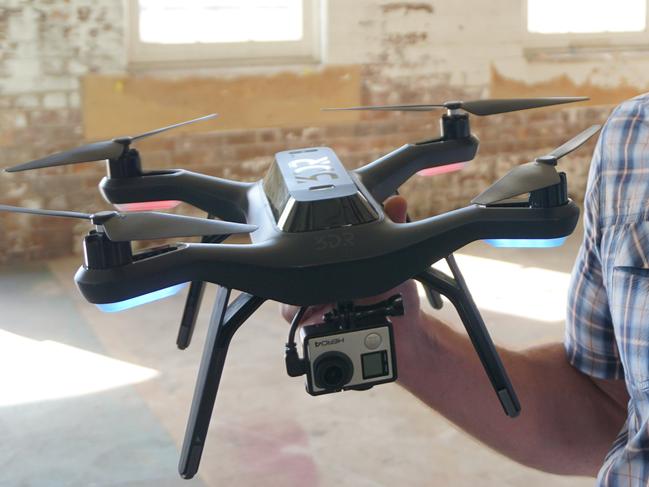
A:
[299,295,403,396]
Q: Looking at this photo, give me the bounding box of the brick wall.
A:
[0,0,644,262]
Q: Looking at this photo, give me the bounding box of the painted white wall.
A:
[3,0,646,99]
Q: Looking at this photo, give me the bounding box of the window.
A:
[524,0,649,54]
[528,0,646,34]
[127,0,321,69]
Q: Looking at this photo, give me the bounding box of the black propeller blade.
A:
[0,204,256,241]
[543,124,603,162]
[471,125,601,206]
[5,114,218,173]
[323,97,588,116]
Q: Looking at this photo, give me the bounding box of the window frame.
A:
[126,0,322,70]
[522,0,649,53]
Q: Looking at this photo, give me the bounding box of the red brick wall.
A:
[0,98,612,263]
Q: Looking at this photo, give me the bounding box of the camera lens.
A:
[313,352,354,390]
[324,366,343,385]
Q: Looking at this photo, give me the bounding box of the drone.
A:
[1,97,600,479]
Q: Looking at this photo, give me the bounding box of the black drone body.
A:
[2,98,599,479]
[76,144,579,307]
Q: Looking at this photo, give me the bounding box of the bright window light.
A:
[527,0,647,34]
[138,0,304,44]
[0,330,158,407]
[425,253,571,322]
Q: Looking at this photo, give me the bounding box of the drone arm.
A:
[74,242,277,306]
[402,201,580,263]
[99,170,253,222]
[354,136,479,203]
[416,257,520,417]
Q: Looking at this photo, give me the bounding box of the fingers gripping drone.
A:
[2,98,599,478]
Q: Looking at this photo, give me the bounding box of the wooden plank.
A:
[81,66,361,139]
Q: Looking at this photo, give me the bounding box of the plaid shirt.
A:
[565,93,649,485]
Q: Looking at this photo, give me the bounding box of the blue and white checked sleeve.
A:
[564,131,624,380]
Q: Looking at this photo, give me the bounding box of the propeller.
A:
[5,114,218,173]
[0,204,256,241]
[471,124,601,206]
[323,97,588,116]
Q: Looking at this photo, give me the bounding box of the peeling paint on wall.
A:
[381,3,435,15]
[490,65,649,106]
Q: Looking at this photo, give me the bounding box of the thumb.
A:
[383,195,408,223]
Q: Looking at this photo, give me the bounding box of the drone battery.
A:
[263,147,379,232]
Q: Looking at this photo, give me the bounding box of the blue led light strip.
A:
[96,283,188,312]
[484,237,567,248]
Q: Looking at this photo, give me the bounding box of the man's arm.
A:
[282,195,628,477]
[384,193,628,477]
[397,310,628,477]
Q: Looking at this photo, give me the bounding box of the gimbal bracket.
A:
[416,254,520,418]
[178,287,266,479]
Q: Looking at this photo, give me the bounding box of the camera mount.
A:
[322,295,405,328]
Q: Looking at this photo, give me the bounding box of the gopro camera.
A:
[297,295,403,396]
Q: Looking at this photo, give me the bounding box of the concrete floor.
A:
[0,228,597,487]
